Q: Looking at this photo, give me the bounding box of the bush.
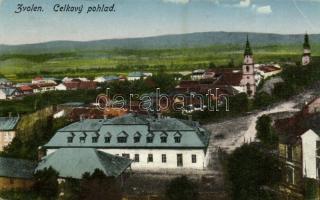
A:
[165,176,199,200]
[256,115,278,146]
[79,169,122,200]
[33,167,59,200]
[227,143,282,200]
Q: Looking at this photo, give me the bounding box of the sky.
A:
[0,0,320,45]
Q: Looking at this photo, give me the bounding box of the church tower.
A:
[241,36,256,97]
[302,33,311,66]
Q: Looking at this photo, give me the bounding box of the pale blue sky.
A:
[0,0,320,45]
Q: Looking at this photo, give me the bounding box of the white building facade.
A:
[301,129,320,179]
[44,114,210,170]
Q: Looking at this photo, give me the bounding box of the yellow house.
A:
[0,157,36,190]
[0,116,20,151]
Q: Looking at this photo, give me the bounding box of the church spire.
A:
[303,33,310,49]
[244,35,253,56]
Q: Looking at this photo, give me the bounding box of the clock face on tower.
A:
[302,56,310,65]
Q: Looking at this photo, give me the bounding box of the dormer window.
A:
[160,132,168,143]
[80,137,86,143]
[105,132,112,143]
[92,132,99,143]
[118,137,127,143]
[146,132,154,143]
[174,131,182,143]
[79,132,87,143]
[92,137,98,143]
[105,137,111,143]
[134,132,141,143]
[67,132,75,143]
[67,137,73,143]
[117,131,128,143]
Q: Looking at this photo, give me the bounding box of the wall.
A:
[0,131,15,151]
[47,148,207,170]
[0,177,34,190]
[301,130,320,179]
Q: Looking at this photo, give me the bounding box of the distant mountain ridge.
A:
[1,31,320,54]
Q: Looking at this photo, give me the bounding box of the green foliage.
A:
[0,89,101,116]
[165,176,199,200]
[256,115,278,146]
[33,167,59,200]
[253,92,274,109]
[273,82,295,100]
[229,93,249,113]
[61,179,81,200]
[304,178,320,200]
[0,190,42,200]
[79,169,122,200]
[227,143,282,200]
[0,112,70,160]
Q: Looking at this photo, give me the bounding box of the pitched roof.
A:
[275,112,320,144]
[36,148,132,179]
[19,85,33,92]
[0,78,10,84]
[0,117,20,131]
[0,87,17,96]
[44,114,210,149]
[63,81,96,90]
[303,33,311,49]
[0,157,37,179]
[244,36,253,55]
[128,71,144,77]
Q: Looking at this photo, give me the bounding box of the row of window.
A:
[68,135,182,144]
[117,153,197,164]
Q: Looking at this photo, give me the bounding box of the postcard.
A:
[0,0,319,200]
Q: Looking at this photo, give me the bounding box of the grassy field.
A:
[0,44,319,82]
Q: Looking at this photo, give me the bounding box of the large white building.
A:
[43,114,210,170]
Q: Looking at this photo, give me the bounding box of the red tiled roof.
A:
[64,81,96,90]
[33,76,43,81]
[259,65,281,73]
[36,83,57,88]
[19,85,33,92]
[214,72,242,86]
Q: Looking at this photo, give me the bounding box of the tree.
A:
[273,82,295,100]
[227,144,282,200]
[208,62,216,69]
[256,115,278,146]
[253,92,274,109]
[33,167,59,200]
[165,176,199,200]
[79,169,122,200]
[229,93,249,113]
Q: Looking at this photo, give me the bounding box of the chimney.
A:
[157,112,161,120]
[80,114,84,122]
[37,146,46,161]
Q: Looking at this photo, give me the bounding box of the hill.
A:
[1,32,320,54]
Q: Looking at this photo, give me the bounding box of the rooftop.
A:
[275,112,320,144]
[0,157,36,179]
[44,114,210,149]
[0,117,20,131]
[128,71,145,77]
[36,148,132,179]
[0,87,17,96]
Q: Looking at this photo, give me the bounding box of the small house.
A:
[0,157,36,190]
